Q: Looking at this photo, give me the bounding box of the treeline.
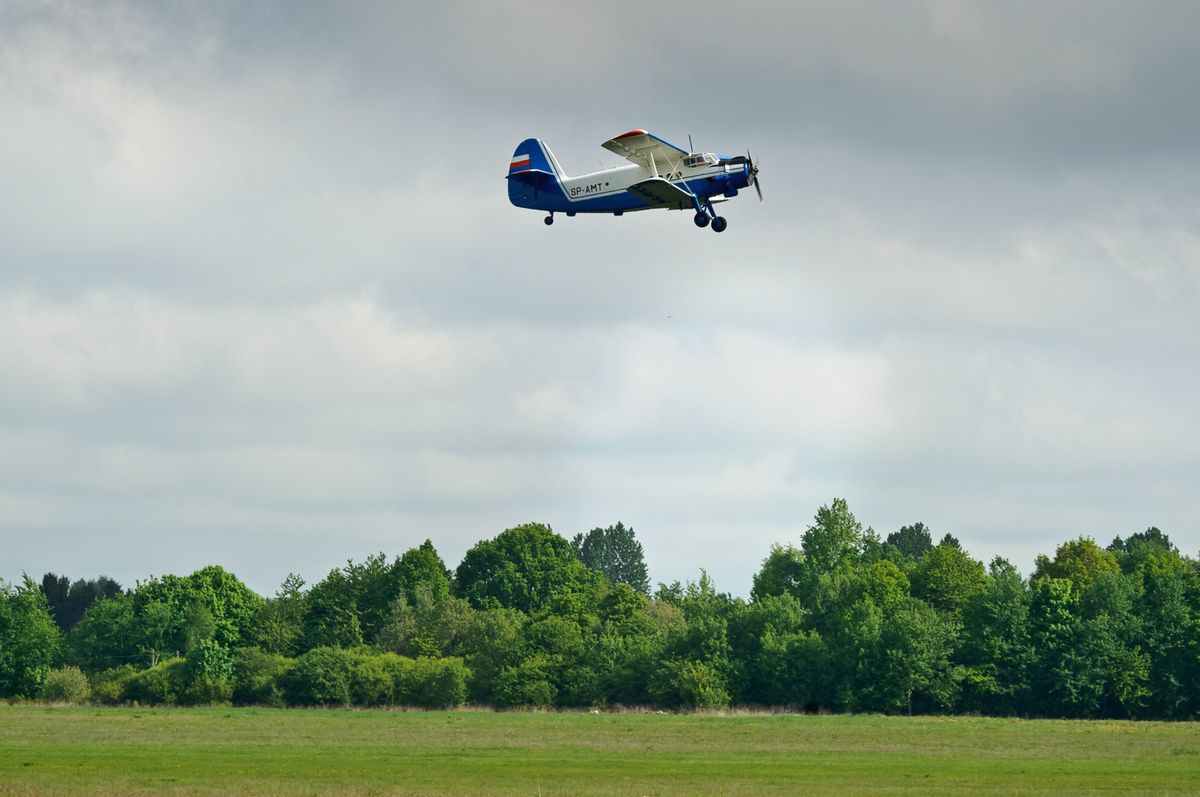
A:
[2,502,1198,718]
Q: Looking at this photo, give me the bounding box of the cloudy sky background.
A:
[2,0,1198,597]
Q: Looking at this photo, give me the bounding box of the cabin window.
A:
[685,153,719,168]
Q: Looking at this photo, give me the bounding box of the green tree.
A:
[884,523,934,565]
[1033,537,1120,593]
[750,544,805,601]
[455,523,603,615]
[1108,527,1177,574]
[801,498,866,580]
[869,598,960,714]
[39,573,122,632]
[958,557,1033,715]
[0,577,63,697]
[572,522,651,594]
[910,542,986,615]
[253,573,307,655]
[68,595,138,671]
[395,540,453,604]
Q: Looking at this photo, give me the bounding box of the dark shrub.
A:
[124,659,187,705]
[284,646,353,706]
[231,647,290,707]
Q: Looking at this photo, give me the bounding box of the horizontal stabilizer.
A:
[627,178,693,210]
[506,168,557,185]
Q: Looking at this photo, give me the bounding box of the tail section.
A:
[507,138,566,209]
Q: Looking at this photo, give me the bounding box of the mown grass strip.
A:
[1,705,1198,796]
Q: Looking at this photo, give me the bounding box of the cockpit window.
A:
[684,153,719,168]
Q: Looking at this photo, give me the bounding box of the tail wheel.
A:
[711,216,728,233]
[544,215,554,226]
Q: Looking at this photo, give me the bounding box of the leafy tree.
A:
[1130,552,1198,718]
[800,498,866,580]
[39,574,122,632]
[1108,527,1177,574]
[377,586,474,658]
[869,597,960,714]
[884,523,934,565]
[1033,537,1120,592]
[252,573,307,655]
[910,542,986,615]
[68,595,138,671]
[728,592,808,704]
[131,566,264,657]
[572,522,651,594]
[455,523,603,615]
[458,607,526,702]
[958,557,1033,715]
[0,576,63,697]
[394,540,453,604]
[750,544,805,601]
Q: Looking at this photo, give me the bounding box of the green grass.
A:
[2,705,1198,796]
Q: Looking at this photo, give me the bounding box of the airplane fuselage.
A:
[509,145,753,215]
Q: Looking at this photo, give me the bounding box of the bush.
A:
[179,674,233,706]
[90,665,138,705]
[187,639,233,681]
[40,666,91,704]
[493,656,556,708]
[649,659,730,710]
[124,659,187,705]
[284,647,353,706]
[232,647,290,707]
[404,656,470,708]
[350,652,393,706]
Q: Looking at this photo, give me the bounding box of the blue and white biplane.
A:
[507,130,761,232]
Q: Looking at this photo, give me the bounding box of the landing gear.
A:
[711,216,728,233]
[544,214,554,226]
[693,212,710,228]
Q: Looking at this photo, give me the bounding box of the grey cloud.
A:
[2,2,1199,596]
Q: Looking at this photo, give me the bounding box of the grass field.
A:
[2,705,1198,796]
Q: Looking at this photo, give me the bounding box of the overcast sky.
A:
[3,1,1198,598]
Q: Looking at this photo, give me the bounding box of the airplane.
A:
[507,130,761,232]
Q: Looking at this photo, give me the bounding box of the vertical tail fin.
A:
[507,138,566,209]
[508,138,566,178]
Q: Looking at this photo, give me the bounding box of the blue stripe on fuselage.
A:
[510,165,751,214]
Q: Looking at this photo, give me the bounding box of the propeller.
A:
[747,149,763,203]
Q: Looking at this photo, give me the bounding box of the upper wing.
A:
[626,177,693,210]
[601,130,689,170]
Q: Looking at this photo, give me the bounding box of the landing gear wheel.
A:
[544,215,554,226]
[711,216,728,233]
[693,212,710,228]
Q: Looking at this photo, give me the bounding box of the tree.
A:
[68,595,138,671]
[958,557,1033,715]
[253,573,307,655]
[909,542,986,615]
[869,598,960,714]
[1034,537,1121,592]
[455,523,603,615]
[800,499,866,580]
[40,573,122,632]
[750,544,805,601]
[572,522,651,594]
[0,577,63,697]
[884,523,934,565]
[1108,527,1177,574]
